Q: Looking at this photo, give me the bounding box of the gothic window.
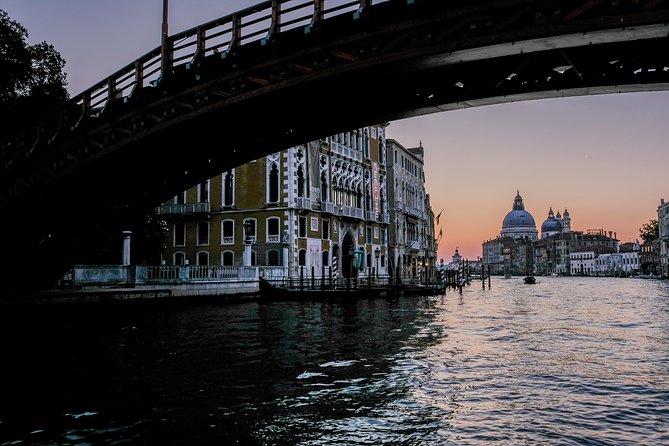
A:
[222,251,234,266]
[363,128,370,159]
[174,252,185,265]
[297,165,305,198]
[357,187,363,209]
[223,170,234,206]
[321,172,328,203]
[221,220,234,245]
[298,249,306,266]
[267,217,280,243]
[197,251,209,265]
[322,251,329,267]
[268,162,279,203]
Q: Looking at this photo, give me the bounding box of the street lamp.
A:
[243,220,254,244]
[243,220,254,266]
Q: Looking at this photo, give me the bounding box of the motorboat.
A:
[523,275,536,284]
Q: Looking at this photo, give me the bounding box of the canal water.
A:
[1,277,668,445]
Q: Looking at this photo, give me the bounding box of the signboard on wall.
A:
[372,161,380,217]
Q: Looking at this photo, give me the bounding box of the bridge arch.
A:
[2,0,669,291]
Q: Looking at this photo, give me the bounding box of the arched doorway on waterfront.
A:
[341,231,356,279]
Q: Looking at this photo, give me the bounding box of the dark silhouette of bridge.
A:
[2,0,668,292]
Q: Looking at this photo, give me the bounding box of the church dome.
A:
[541,218,563,233]
[541,207,563,237]
[503,210,536,228]
[500,191,538,240]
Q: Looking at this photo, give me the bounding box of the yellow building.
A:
[158,126,391,279]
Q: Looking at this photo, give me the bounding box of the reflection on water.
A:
[1,277,668,445]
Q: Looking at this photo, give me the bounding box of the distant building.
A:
[540,207,571,239]
[659,198,669,278]
[483,191,630,276]
[500,191,538,241]
[483,191,538,275]
[387,139,436,281]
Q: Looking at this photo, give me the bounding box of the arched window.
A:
[266,217,280,243]
[197,221,209,245]
[198,181,209,203]
[298,249,306,266]
[267,250,281,266]
[223,170,234,206]
[297,165,305,198]
[322,250,329,267]
[174,252,185,265]
[222,251,234,266]
[197,251,209,265]
[251,251,257,266]
[268,162,279,203]
[175,191,187,205]
[320,172,328,203]
[174,223,186,247]
[221,220,234,245]
[381,254,386,268]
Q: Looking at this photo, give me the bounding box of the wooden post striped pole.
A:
[332,254,338,288]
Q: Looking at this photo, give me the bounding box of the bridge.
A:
[2,0,668,292]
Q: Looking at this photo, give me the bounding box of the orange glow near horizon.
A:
[387,93,669,261]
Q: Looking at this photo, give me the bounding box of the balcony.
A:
[330,142,363,162]
[378,213,390,224]
[321,201,336,214]
[156,202,210,216]
[409,240,421,251]
[295,197,311,210]
[266,235,281,243]
[365,211,376,222]
[406,206,423,218]
[394,201,403,212]
[341,206,363,219]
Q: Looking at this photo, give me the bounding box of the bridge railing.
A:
[5,0,394,176]
[85,2,379,125]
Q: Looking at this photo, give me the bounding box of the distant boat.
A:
[524,275,536,284]
[637,274,658,280]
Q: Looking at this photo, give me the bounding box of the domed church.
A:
[500,191,538,241]
[541,207,571,239]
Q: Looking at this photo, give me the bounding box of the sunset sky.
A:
[4,0,668,261]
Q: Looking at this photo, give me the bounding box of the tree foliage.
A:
[0,9,68,131]
[639,219,658,244]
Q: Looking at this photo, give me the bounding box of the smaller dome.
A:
[541,218,563,233]
[541,207,563,235]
